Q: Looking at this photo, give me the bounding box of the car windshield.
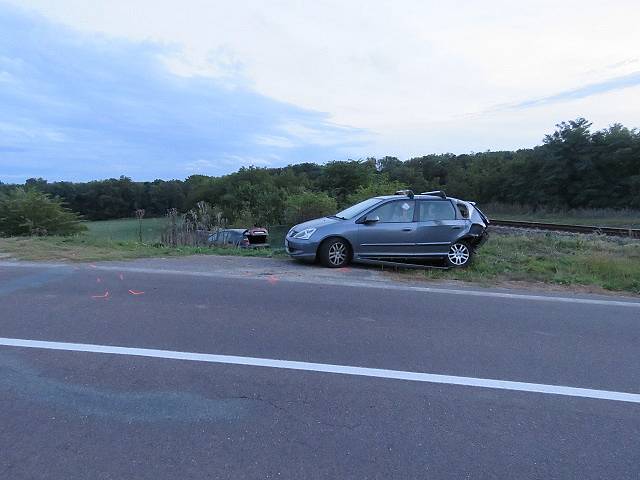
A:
[333,197,383,220]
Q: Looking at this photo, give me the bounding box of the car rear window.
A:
[418,201,456,221]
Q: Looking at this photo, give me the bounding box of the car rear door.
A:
[414,200,466,255]
[356,199,417,258]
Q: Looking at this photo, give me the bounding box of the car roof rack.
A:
[420,190,447,199]
[394,189,414,199]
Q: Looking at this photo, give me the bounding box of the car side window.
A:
[456,202,469,219]
[418,201,456,221]
[368,200,415,223]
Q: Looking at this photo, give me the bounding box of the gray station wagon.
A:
[285,190,488,268]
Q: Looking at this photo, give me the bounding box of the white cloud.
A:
[7,0,640,157]
[254,135,296,149]
[222,154,278,167]
[186,155,280,174]
[278,121,369,147]
[183,159,217,173]
[184,155,275,174]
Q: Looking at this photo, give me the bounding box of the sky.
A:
[1,0,639,182]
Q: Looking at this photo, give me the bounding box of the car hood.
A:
[292,216,341,231]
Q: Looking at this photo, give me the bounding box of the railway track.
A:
[489,219,640,238]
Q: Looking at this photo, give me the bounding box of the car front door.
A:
[356,200,416,258]
[414,200,466,255]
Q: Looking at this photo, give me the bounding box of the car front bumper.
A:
[285,237,318,260]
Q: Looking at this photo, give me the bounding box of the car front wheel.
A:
[319,238,351,268]
[446,241,472,268]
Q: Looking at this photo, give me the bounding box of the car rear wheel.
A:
[319,238,351,268]
[446,241,472,268]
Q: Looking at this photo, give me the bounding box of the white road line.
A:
[1,336,639,404]
[1,261,639,308]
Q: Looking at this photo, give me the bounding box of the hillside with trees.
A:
[1,119,638,226]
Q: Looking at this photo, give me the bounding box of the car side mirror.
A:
[363,215,380,224]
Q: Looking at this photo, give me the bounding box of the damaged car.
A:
[209,227,270,249]
[285,190,488,268]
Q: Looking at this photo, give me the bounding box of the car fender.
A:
[458,223,488,249]
[316,233,355,253]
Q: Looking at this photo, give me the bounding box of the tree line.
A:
[1,118,638,227]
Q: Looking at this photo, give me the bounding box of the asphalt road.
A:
[1,256,639,479]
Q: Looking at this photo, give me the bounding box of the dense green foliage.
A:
[0,188,86,236]
[1,118,638,225]
[284,192,337,225]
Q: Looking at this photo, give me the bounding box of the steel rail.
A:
[490,219,640,238]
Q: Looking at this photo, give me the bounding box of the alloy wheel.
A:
[328,241,347,266]
[448,243,470,266]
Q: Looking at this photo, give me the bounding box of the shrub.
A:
[0,188,86,236]
[345,178,407,206]
[284,191,337,225]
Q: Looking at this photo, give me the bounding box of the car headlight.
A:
[293,228,316,240]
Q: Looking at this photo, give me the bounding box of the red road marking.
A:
[91,291,109,299]
[119,273,124,281]
[267,275,279,285]
[96,277,101,283]
[128,290,145,295]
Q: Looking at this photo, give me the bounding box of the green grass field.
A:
[84,218,290,246]
[84,218,167,243]
[0,217,284,262]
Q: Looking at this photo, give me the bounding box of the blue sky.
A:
[0,5,365,181]
[1,1,639,182]
[506,71,640,110]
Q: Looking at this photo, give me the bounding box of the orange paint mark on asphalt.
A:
[119,273,124,281]
[338,267,351,273]
[267,275,279,285]
[88,264,97,269]
[96,277,101,283]
[128,289,145,295]
[91,291,109,299]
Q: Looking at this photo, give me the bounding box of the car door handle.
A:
[402,228,413,232]
[451,226,462,230]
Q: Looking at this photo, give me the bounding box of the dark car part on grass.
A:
[208,228,270,249]
[285,191,488,268]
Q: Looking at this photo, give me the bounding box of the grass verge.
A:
[405,232,640,294]
[1,230,638,295]
[0,236,284,262]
